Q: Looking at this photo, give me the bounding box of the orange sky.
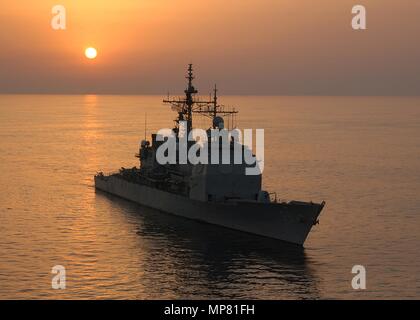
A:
[0,0,419,95]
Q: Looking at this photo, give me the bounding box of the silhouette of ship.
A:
[95,65,325,245]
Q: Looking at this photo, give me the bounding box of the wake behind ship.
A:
[95,65,325,246]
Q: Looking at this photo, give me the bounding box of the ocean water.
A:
[0,95,419,299]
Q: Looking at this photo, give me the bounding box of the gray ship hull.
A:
[95,175,324,246]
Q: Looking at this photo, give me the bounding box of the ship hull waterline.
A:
[95,175,324,246]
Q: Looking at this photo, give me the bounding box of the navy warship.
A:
[95,65,325,246]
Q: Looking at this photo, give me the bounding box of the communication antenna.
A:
[163,64,238,132]
[144,112,147,140]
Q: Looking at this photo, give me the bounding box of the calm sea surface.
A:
[0,95,419,299]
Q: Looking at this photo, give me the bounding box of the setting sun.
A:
[85,47,97,60]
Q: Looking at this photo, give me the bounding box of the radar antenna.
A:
[163,64,239,133]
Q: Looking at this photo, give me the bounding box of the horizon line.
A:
[1,92,419,98]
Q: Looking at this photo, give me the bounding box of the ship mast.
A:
[185,64,198,131]
[212,84,218,121]
[163,64,238,133]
